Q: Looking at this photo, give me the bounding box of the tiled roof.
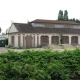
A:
[31,19,80,25]
[13,23,33,33]
[13,23,80,34]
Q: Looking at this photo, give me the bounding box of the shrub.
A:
[0,49,80,79]
[4,38,8,45]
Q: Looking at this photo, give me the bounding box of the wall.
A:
[8,33,18,47]
[73,25,80,29]
[8,32,80,48]
[9,24,18,33]
[32,22,80,29]
[31,23,45,27]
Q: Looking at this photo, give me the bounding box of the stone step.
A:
[48,44,80,49]
[48,44,63,49]
[59,44,75,49]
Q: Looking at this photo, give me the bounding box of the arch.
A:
[62,36,69,44]
[51,36,59,44]
[71,36,78,44]
[41,36,49,46]
[26,35,33,48]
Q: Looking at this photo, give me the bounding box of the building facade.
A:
[8,19,80,48]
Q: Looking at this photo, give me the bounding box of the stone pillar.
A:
[78,35,80,45]
[8,35,11,46]
[32,35,37,47]
[23,35,25,47]
[39,35,41,46]
[24,35,27,48]
[59,36,60,44]
[15,34,18,47]
[69,35,71,44]
[32,35,34,47]
[35,34,37,47]
[49,35,51,45]
[20,34,23,47]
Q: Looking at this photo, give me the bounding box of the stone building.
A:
[7,19,80,48]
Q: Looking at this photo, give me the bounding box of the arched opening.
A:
[51,36,59,44]
[26,35,33,48]
[62,36,69,44]
[41,36,49,46]
[71,36,78,44]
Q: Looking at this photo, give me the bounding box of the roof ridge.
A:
[12,22,27,24]
[31,19,80,24]
[35,19,77,22]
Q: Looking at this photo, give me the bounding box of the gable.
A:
[8,24,18,33]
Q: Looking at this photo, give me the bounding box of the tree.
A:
[75,19,80,23]
[58,10,64,20]
[69,19,73,21]
[0,27,1,33]
[64,10,68,21]
[60,34,63,44]
[57,10,80,24]
[72,18,75,21]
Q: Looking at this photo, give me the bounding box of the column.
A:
[24,34,27,48]
[15,34,18,47]
[39,35,41,46]
[49,35,51,45]
[69,35,71,44]
[35,34,37,47]
[8,35,11,45]
[21,34,23,47]
[78,35,80,45]
[59,36,60,44]
[32,35,34,47]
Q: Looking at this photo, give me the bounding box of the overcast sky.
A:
[0,0,80,33]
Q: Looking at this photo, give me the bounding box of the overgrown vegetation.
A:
[58,10,80,23]
[0,49,80,80]
[60,34,63,44]
[5,38,8,45]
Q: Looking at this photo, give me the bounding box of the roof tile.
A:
[31,19,80,25]
[13,23,80,34]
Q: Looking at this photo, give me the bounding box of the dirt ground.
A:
[0,47,76,54]
[0,47,25,54]
[0,47,8,53]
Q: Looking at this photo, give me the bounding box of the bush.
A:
[4,38,8,45]
[0,49,80,80]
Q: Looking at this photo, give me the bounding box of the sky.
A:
[0,0,80,33]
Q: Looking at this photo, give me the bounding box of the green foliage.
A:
[58,10,64,20]
[4,38,8,45]
[58,10,80,23]
[72,18,76,21]
[64,10,68,21]
[58,10,68,21]
[75,19,80,23]
[69,18,80,23]
[0,49,80,80]
[60,34,63,44]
